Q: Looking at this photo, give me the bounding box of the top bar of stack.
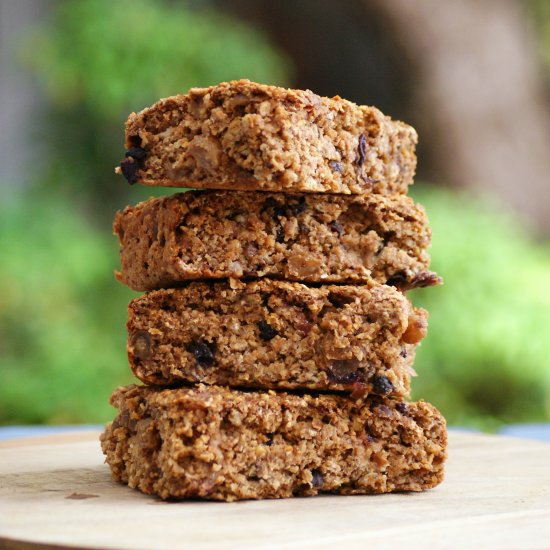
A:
[116,79,417,194]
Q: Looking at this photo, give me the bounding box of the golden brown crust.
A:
[100,384,446,501]
[126,280,428,397]
[114,190,438,291]
[116,80,417,194]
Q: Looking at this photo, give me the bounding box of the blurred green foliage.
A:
[0,191,136,423]
[410,187,550,429]
[18,0,291,215]
[22,0,289,119]
[2,0,550,428]
[0,0,290,424]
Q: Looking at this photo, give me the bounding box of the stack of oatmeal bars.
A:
[100,80,447,501]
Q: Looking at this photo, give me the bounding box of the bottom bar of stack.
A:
[100,384,447,502]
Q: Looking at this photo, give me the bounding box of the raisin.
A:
[355,134,378,186]
[244,243,258,258]
[408,271,443,289]
[127,134,142,148]
[288,196,306,216]
[364,425,377,442]
[387,270,442,291]
[378,231,396,255]
[327,292,355,308]
[311,469,324,488]
[395,402,409,415]
[328,220,344,236]
[350,381,369,399]
[257,320,278,341]
[261,197,279,214]
[387,271,408,288]
[273,205,287,220]
[120,157,139,185]
[360,175,378,185]
[294,312,312,335]
[299,223,310,235]
[271,197,306,220]
[400,347,408,358]
[373,404,393,418]
[131,331,151,359]
[327,359,362,384]
[159,300,176,312]
[125,147,147,161]
[356,134,367,166]
[186,339,215,367]
[329,160,342,173]
[371,375,394,396]
[260,292,271,308]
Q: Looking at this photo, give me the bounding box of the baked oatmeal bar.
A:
[115,80,417,194]
[101,384,446,501]
[114,190,440,291]
[127,280,428,397]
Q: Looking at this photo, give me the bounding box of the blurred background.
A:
[1,0,550,430]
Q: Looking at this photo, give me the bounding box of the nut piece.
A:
[187,136,222,173]
[287,254,322,278]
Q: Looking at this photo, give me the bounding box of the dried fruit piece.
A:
[395,402,409,415]
[328,220,344,236]
[120,157,139,185]
[329,160,342,173]
[387,271,408,288]
[186,339,216,367]
[355,134,378,185]
[257,321,278,341]
[275,226,284,243]
[328,359,362,384]
[125,147,147,161]
[371,375,394,396]
[327,291,355,308]
[271,196,307,220]
[402,314,428,344]
[131,331,151,359]
[311,470,324,488]
[408,271,443,289]
[350,382,369,399]
[388,270,442,291]
[356,134,367,166]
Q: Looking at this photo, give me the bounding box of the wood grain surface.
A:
[0,431,549,549]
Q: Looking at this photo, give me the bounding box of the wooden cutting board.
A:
[1,431,549,549]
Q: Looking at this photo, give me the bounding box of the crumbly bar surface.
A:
[115,80,417,194]
[114,190,440,292]
[127,280,428,397]
[100,384,446,501]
